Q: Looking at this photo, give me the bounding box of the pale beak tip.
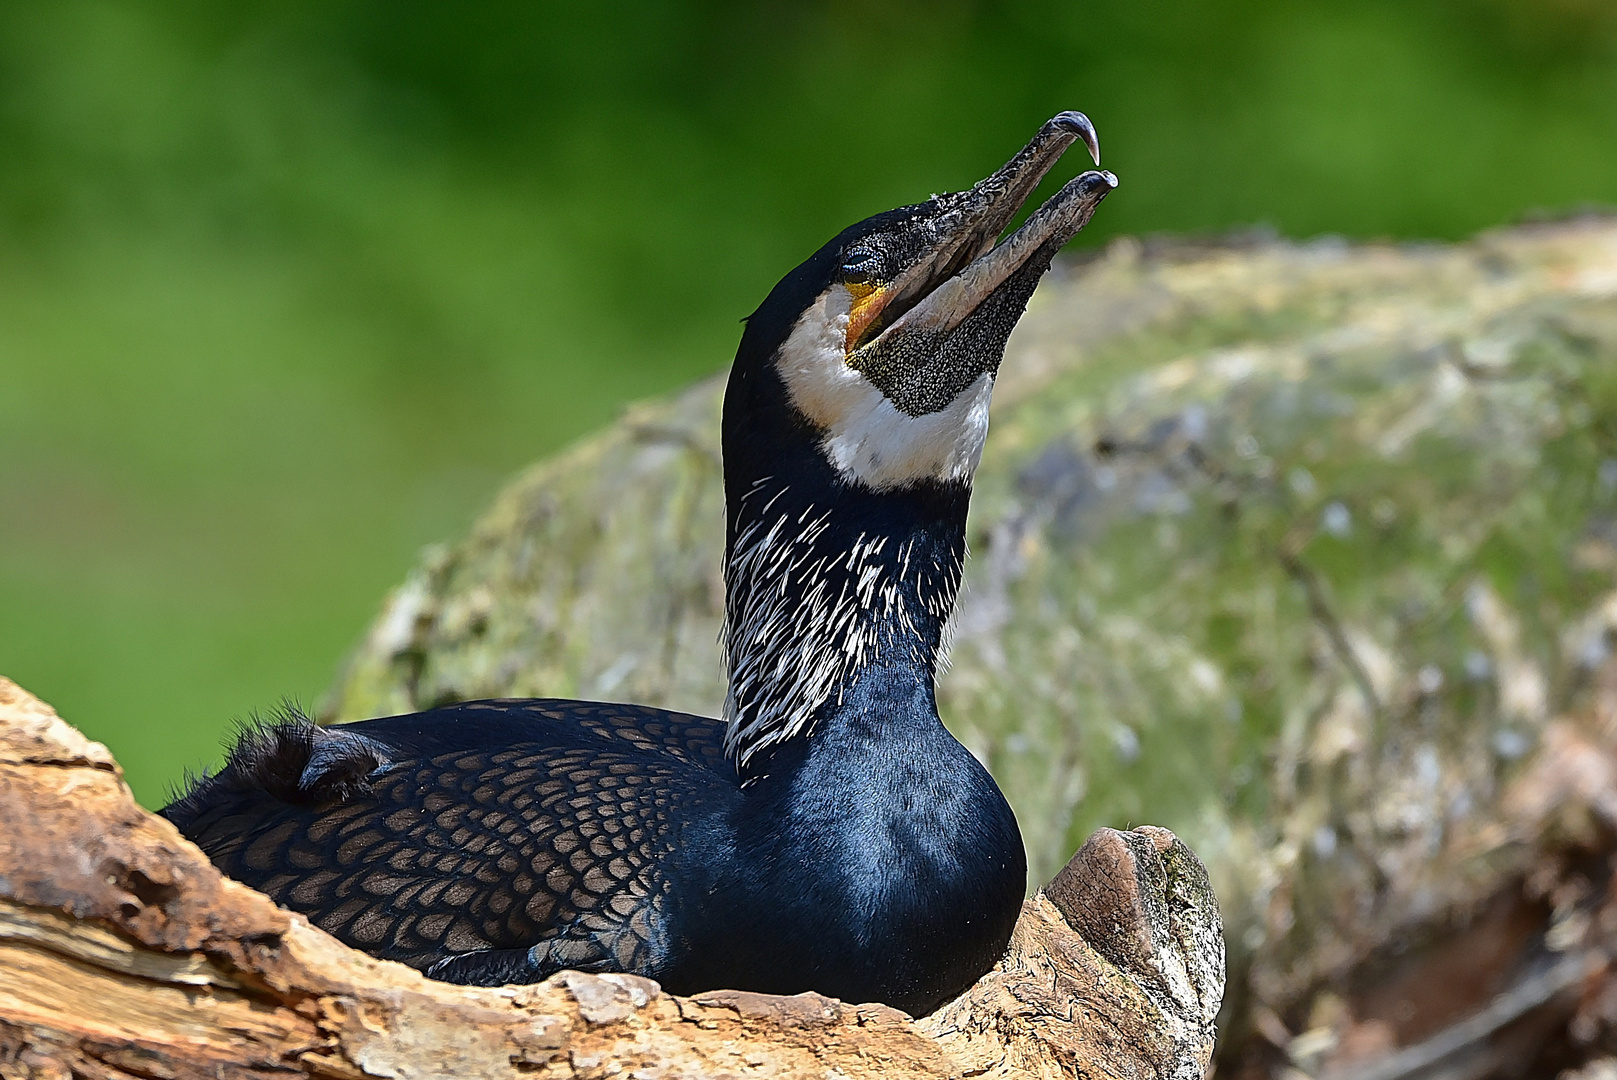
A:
[1053,111,1101,166]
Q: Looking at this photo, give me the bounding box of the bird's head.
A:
[725,112,1116,496]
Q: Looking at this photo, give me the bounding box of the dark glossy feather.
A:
[164,699,738,986]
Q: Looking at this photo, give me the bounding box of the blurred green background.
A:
[2,0,1615,807]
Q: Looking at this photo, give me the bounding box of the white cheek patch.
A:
[819,372,993,491]
[775,287,994,492]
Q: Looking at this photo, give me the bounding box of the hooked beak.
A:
[845,111,1113,352]
[865,168,1116,348]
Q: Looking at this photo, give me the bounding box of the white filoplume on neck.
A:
[774,285,993,492]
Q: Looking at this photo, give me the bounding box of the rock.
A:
[325,217,1617,1074]
[0,678,1224,1078]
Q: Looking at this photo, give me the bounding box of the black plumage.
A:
[165,113,1116,1015]
[166,701,730,986]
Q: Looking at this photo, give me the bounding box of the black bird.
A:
[163,114,1116,1016]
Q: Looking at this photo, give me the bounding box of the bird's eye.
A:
[840,249,882,285]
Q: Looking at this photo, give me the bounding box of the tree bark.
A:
[0,677,1224,1078]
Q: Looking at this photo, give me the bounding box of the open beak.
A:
[846,112,1115,354]
[867,168,1116,347]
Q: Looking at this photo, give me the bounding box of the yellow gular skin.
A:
[842,281,888,356]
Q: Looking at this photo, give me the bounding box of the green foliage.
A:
[1,0,1615,803]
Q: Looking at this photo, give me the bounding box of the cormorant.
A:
[163,113,1116,1016]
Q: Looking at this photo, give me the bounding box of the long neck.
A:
[720,456,969,775]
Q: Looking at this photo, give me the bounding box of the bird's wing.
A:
[173,701,735,981]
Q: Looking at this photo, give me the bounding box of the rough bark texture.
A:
[323,218,1617,1076]
[0,677,1224,1078]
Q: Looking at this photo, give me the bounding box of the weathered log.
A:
[321,217,1617,1075]
[0,677,1224,1078]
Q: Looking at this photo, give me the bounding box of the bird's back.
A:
[163,699,739,987]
